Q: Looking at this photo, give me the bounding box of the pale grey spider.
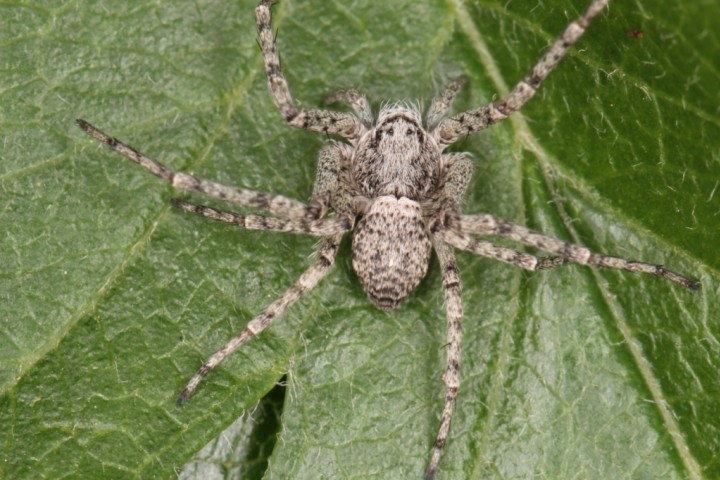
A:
[77,0,698,477]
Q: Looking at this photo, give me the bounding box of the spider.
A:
[76,0,699,478]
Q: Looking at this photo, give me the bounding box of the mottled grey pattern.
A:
[352,109,442,201]
[353,196,432,310]
[75,0,699,478]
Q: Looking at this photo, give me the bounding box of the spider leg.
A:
[433,228,562,270]
[421,153,474,221]
[256,1,366,142]
[440,153,474,211]
[177,235,342,403]
[425,241,463,480]
[171,199,353,237]
[443,214,699,290]
[169,141,358,236]
[432,0,610,147]
[324,89,374,127]
[426,76,467,128]
[422,156,471,479]
[313,142,358,217]
[76,119,322,220]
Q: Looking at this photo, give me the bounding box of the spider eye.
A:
[406,128,414,136]
[387,127,394,135]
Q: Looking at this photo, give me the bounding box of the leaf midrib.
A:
[450,0,703,477]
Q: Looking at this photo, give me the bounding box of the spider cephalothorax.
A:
[77,0,698,478]
[353,107,441,200]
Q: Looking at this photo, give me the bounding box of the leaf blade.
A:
[1,1,717,479]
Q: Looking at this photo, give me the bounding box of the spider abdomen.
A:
[352,195,431,311]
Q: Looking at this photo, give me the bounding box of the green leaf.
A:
[1,0,718,479]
